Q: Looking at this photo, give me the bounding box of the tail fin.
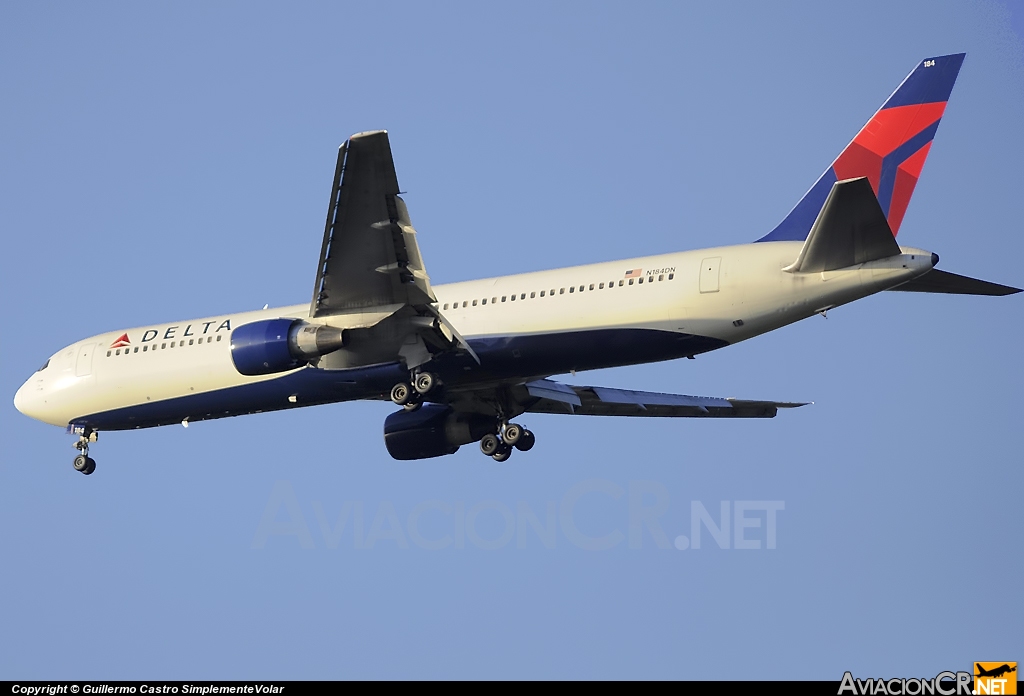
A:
[758,53,966,243]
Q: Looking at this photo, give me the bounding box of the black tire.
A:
[413,372,435,395]
[503,423,522,446]
[515,429,535,452]
[83,457,96,475]
[479,433,499,456]
[403,400,422,412]
[492,444,512,462]
[391,382,411,405]
[73,455,89,472]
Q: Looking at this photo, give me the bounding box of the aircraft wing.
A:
[310,130,436,317]
[521,379,808,418]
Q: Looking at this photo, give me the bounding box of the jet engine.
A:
[230,318,346,376]
[383,405,492,460]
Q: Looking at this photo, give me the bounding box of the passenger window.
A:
[216,335,222,342]
[115,349,120,356]
[560,288,565,294]
[520,293,525,300]
[443,303,449,310]
[638,277,644,284]
[669,273,674,280]
[492,297,497,303]
[482,298,487,305]
[473,300,478,306]
[463,301,468,308]
[143,345,148,352]
[579,285,584,292]
[530,292,535,298]
[589,284,594,290]
[569,286,574,293]
[133,347,139,353]
[502,296,507,302]
[106,351,111,357]
[511,294,516,301]
[550,289,555,295]
[659,274,664,281]
[618,280,624,287]
[161,342,166,349]
[189,339,194,345]
[599,283,605,289]
[628,279,634,285]
[540,290,546,297]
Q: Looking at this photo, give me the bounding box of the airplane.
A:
[13,52,1020,475]
[975,664,1017,679]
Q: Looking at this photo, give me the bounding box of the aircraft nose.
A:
[14,376,45,421]
[14,379,29,415]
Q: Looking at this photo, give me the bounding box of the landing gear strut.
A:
[391,371,439,412]
[72,430,97,475]
[479,421,535,461]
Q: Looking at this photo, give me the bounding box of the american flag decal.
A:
[624,268,642,278]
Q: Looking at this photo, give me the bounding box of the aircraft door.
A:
[699,257,721,293]
[75,343,98,377]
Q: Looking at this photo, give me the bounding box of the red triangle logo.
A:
[110,333,131,349]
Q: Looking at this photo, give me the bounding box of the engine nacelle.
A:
[230,318,346,376]
[383,405,492,461]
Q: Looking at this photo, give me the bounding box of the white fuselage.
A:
[14,241,935,429]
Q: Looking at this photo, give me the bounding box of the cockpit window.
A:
[37,359,50,372]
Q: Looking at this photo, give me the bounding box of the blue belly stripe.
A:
[73,328,726,430]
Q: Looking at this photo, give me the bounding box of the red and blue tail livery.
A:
[758,53,966,243]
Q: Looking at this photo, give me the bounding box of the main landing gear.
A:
[390,371,438,412]
[479,421,535,462]
[73,430,97,475]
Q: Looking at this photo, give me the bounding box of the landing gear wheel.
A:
[73,455,96,475]
[390,382,412,405]
[403,400,422,412]
[413,372,436,395]
[492,444,512,462]
[514,429,535,452]
[479,433,500,457]
[502,423,523,447]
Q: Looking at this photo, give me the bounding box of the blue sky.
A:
[1,1,1021,680]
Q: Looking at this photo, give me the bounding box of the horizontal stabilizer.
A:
[786,177,901,273]
[889,268,1021,296]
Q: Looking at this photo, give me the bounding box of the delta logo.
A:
[110,333,130,349]
[975,663,1017,695]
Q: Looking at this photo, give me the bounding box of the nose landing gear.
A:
[72,430,97,475]
[73,453,96,475]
